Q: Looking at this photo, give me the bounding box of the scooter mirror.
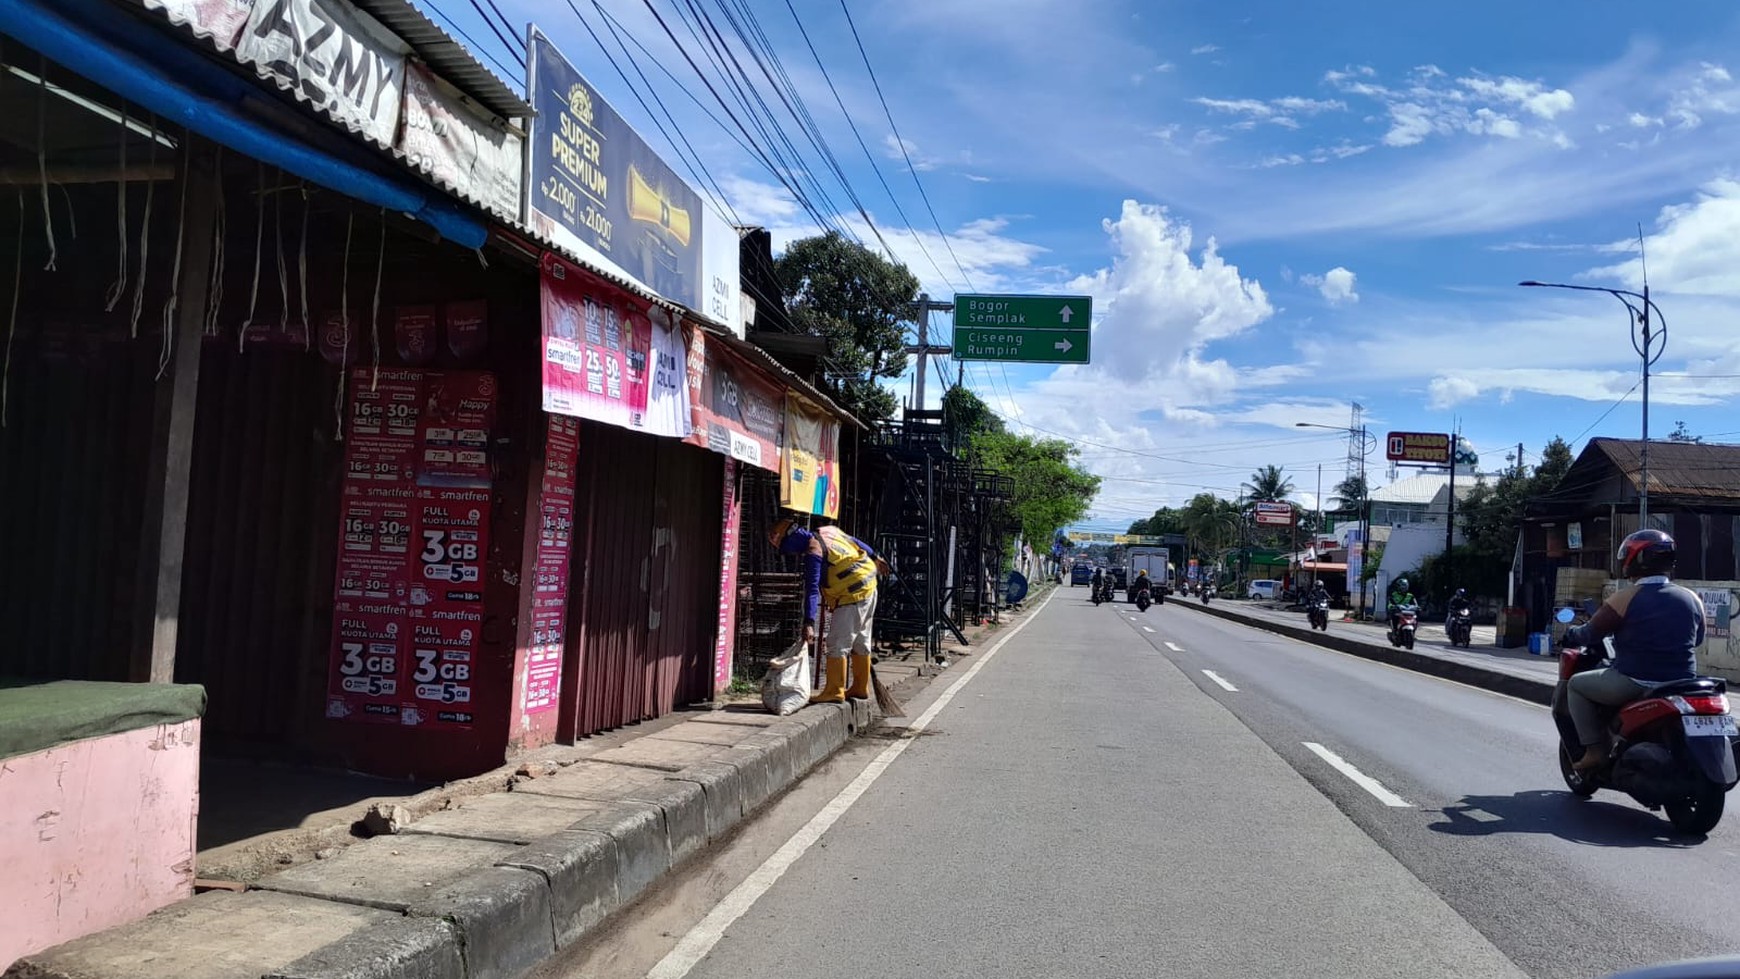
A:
[1555,607,1576,624]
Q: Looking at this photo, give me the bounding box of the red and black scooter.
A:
[1550,607,1740,834]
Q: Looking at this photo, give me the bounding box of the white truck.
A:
[1124,546,1174,601]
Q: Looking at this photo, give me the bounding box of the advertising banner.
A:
[327,368,496,728]
[232,0,409,148]
[523,415,581,716]
[143,0,254,50]
[399,61,523,220]
[713,459,742,697]
[1254,501,1296,527]
[541,252,651,427]
[632,308,692,438]
[525,26,743,336]
[683,326,783,472]
[781,397,840,518]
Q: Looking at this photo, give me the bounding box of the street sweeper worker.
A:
[768,516,890,703]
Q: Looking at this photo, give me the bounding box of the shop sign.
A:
[399,62,523,220]
[233,0,410,148]
[326,368,497,728]
[525,26,743,335]
[683,326,782,472]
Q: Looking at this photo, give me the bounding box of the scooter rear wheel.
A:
[1557,743,1598,798]
[1665,778,1726,835]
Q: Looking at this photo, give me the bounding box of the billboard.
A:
[1386,431,1451,464]
[526,27,743,336]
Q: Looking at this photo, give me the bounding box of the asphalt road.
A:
[1147,596,1740,978]
[608,589,1537,979]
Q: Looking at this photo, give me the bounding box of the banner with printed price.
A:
[327,368,497,729]
[541,252,652,430]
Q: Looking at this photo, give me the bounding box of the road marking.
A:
[1142,625,1156,633]
[1301,742,1412,808]
[645,586,1059,979]
[1202,670,1238,692]
[1164,641,1184,652]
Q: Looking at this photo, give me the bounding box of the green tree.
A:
[1533,436,1574,494]
[1242,465,1295,503]
[942,385,1004,449]
[970,430,1101,545]
[1181,493,1242,559]
[774,231,919,422]
[1128,507,1184,537]
[1669,420,1703,443]
[1331,473,1368,514]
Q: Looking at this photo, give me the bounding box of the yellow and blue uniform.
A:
[772,520,883,703]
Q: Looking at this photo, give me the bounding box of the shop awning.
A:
[4,0,491,248]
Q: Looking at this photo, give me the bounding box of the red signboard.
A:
[327,368,497,729]
[1386,431,1451,464]
[540,252,651,427]
[713,459,742,696]
[1253,500,1295,526]
[683,325,783,472]
[524,414,580,716]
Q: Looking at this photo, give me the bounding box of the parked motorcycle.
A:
[1388,605,1418,649]
[1308,599,1330,631]
[1447,607,1473,647]
[1550,608,1739,834]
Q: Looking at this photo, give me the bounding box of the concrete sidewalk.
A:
[5,592,1041,979]
[1172,597,1558,702]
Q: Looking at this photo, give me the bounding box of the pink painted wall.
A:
[0,720,200,970]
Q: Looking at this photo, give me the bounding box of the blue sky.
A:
[458,0,1740,526]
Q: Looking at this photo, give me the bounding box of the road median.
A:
[1170,598,1556,705]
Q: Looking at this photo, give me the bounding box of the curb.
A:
[1170,599,1556,705]
[7,673,922,979]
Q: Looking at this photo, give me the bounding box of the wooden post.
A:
[129,140,216,683]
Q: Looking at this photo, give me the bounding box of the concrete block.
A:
[688,710,782,729]
[616,777,708,865]
[586,738,730,772]
[569,802,670,905]
[495,830,618,949]
[647,720,761,747]
[10,891,397,979]
[734,735,794,802]
[849,697,873,732]
[669,760,745,840]
[407,867,554,979]
[725,741,774,813]
[767,715,819,774]
[515,760,672,800]
[256,834,522,912]
[266,917,464,979]
[402,792,612,845]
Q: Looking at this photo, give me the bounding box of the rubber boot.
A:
[811,656,847,704]
[847,654,873,701]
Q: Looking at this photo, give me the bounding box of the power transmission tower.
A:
[906,293,954,411]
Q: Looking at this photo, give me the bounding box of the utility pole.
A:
[905,293,955,412]
[1445,429,1457,565]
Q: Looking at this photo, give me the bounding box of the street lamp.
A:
[1298,421,1375,620]
[1518,280,1667,524]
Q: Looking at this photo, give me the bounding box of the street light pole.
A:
[1519,280,1667,525]
[1298,420,1372,620]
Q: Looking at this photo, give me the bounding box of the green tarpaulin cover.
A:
[0,678,206,760]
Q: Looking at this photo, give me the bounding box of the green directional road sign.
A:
[952,293,1093,364]
[953,294,1091,331]
[953,327,1090,364]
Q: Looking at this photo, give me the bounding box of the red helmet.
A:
[1617,529,1676,579]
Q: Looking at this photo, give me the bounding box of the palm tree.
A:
[1242,465,1295,503]
[1181,493,1241,558]
[1331,473,1368,514]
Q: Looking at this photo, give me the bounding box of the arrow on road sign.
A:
[1055,337,1073,352]
[1059,305,1074,324]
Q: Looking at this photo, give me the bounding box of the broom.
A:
[871,663,905,717]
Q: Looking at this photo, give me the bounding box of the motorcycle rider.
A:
[1310,579,1331,607]
[1090,566,1105,600]
[1132,568,1152,601]
[1447,588,1473,638]
[1562,529,1706,772]
[1388,577,1418,635]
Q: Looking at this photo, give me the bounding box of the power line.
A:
[838,0,977,289]
[1570,380,1641,445]
[420,0,526,81]
[462,0,526,68]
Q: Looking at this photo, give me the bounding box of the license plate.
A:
[1683,715,1739,738]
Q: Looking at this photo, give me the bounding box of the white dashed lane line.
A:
[1302,742,1412,808]
[1202,670,1238,692]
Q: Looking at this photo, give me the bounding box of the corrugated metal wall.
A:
[564,423,720,737]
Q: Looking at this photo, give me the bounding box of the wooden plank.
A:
[129,141,217,684]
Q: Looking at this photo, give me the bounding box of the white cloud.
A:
[1427,375,1483,409]
[1382,102,1436,146]
[1458,74,1576,119]
[1271,96,1347,114]
[1585,178,1740,295]
[1191,44,1220,55]
[962,173,992,183]
[1258,153,1306,168]
[1154,62,1176,73]
[1333,66,1575,149]
[882,133,937,171]
[1194,97,1272,116]
[1194,94,1345,132]
[1299,266,1359,304]
[1628,112,1661,128]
